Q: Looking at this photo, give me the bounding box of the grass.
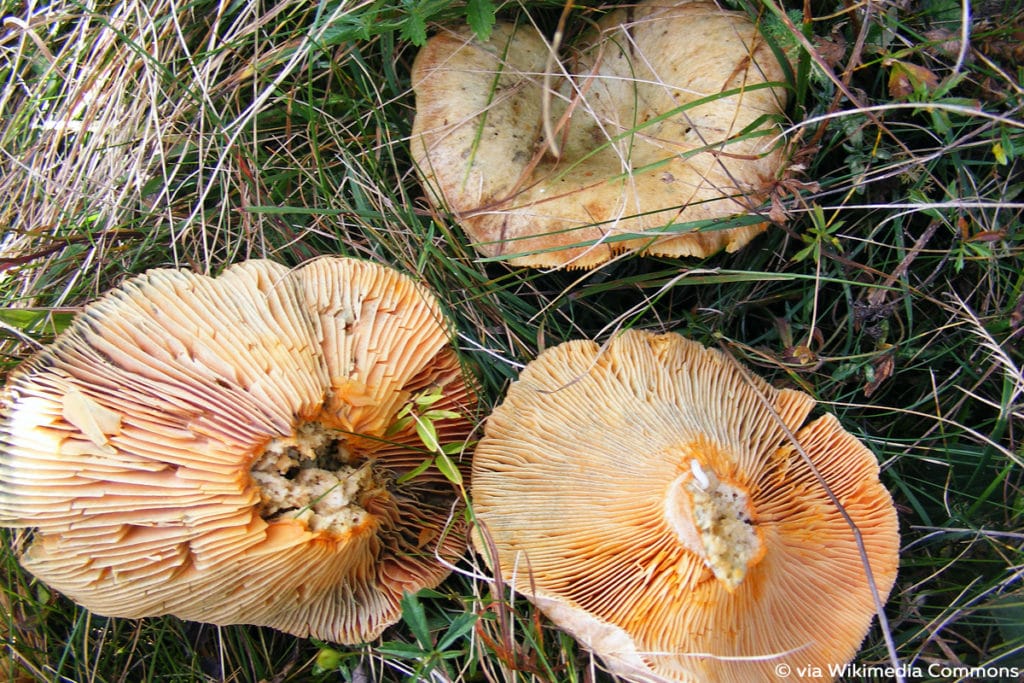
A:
[1,0,1023,680]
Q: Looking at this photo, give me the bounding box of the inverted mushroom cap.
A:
[471,329,899,682]
[411,0,791,269]
[0,257,476,644]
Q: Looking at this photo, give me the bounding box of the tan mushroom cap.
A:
[0,257,476,644]
[471,329,899,683]
[411,0,791,269]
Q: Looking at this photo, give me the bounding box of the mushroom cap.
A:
[471,329,899,683]
[411,0,791,269]
[0,257,476,644]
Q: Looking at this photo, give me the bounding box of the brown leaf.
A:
[864,351,895,398]
[782,344,821,371]
[967,229,1008,243]
[922,29,963,60]
[768,193,789,225]
[887,60,940,100]
[814,32,847,70]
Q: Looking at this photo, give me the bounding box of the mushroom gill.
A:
[0,257,476,644]
[471,329,899,683]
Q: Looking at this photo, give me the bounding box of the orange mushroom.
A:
[0,257,475,643]
[411,0,791,268]
[471,329,899,682]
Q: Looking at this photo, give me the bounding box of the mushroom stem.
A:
[250,421,386,536]
[665,458,763,591]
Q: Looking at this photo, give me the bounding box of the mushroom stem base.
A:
[250,421,386,536]
[665,459,762,591]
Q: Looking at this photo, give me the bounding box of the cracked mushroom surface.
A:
[471,329,899,683]
[0,257,476,644]
[411,0,791,269]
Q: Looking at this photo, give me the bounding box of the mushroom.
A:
[411,0,791,269]
[471,329,899,682]
[0,257,476,644]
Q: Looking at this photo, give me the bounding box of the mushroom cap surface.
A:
[411,0,791,269]
[0,257,475,644]
[471,329,899,682]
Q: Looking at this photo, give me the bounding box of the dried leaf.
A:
[864,352,895,398]
[814,32,847,69]
[782,344,820,370]
[768,194,789,225]
[887,60,940,100]
[922,29,963,60]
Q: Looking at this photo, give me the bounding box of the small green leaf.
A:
[400,591,432,649]
[399,7,427,46]
[436,612,478,651]
[412,386,444,406]
[384,414,413,437]
[441,440,473,455]
[315,646,344,671]
[929,109,952,137]
[0,309,75,334]
[375,641,428,658]
[791,243,815,263]
[435,451,463,486]
[396,457,434,484]
[422,409,460,421]
[465,0,496,41]
[415,417,441,453]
